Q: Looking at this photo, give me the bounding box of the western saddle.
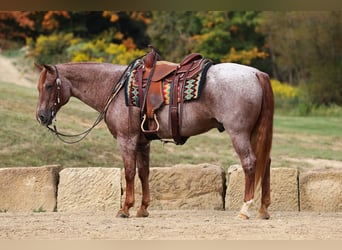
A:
[128,45,212,145]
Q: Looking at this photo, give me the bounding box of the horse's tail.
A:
[252,72,274,190]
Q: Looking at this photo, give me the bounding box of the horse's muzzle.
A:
[36,109,53,126]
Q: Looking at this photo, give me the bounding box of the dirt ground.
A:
[0,54,37,88]
[0,210,341,240]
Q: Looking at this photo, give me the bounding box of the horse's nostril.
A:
[39,115,45,123]
[37,113,44,124]
[37,110,49,125]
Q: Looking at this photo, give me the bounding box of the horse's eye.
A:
[45,83,54,90]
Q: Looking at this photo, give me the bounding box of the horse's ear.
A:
[42,64,55,73]
[34,62,44,71]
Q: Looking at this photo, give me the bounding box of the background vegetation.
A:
[0,11,341,112]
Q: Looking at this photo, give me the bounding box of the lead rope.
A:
[47,60,137,144]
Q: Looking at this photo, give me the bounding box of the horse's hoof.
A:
[257,212,270,220]
[237,213,250,220]
[116,210,129,218]
[136,209,149,218]
[257,206,270,219]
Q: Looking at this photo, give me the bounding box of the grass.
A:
[1,80,342,170]
[273,116,342,167]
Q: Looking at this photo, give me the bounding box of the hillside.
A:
[0,54,37,88]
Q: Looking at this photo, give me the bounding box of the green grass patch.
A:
[1,81,341,170]
[272,115,342,164]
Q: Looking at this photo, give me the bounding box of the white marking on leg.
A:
[239,199,254,218]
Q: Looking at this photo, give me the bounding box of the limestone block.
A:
[299,169,342,212]
[122,164,226,210]
[226,165,299,211]
[270,168,299,211]
[57,168,121,212]
[0,165,62,212]
[225,165,245,211]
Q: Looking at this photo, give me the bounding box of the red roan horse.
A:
[36,58,274,219]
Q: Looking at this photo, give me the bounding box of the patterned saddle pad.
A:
[124,59,212,107]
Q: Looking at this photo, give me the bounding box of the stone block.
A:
[0,165,62,212]
[226,165,299,211]
[122,163,226,210]
[57,167,121,212]
[299,169,342,212]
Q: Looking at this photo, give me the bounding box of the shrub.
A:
[30,32,80,64]
[68,39,146,65]
[270,79,342,116]
[271,79,299,113]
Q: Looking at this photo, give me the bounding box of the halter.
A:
[46,63,134,144]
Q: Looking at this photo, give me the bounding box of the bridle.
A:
[50,65,62,120]
[46,62,134,144]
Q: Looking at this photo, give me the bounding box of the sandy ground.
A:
[0,210,341,240]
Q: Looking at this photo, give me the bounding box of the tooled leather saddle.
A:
[125,46,212,144]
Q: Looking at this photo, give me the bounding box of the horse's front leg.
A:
[136,142,151,217]
[116,138,137,218]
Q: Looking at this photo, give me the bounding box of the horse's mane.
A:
[57,61,126,67]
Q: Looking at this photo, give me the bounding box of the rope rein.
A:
[47,61,137,144]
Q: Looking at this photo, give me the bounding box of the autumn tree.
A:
[23,11,151,64]
[148,11,270,72]
[0,11,34,46]
[190,12,267,63]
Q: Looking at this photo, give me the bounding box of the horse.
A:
[35,60,274,219]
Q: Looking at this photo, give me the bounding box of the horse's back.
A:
[202,63,264,133]
[206,63,262,101]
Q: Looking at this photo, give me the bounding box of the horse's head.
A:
[36,64,71,126]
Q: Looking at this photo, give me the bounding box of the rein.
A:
[47,63,134,144]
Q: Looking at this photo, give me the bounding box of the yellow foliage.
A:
[70,41,145,65]
[34,33,74,55]
[271,79,298,99]
[72,52,90,62]
[191,33,210,44]
[108,44,145,65]
[222,47,268,64]
[105,43,126,55]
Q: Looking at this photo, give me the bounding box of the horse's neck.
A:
[61,63,126,112]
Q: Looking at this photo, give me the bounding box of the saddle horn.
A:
[144,45,161,68]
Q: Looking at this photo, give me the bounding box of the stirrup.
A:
[140,114,160,133]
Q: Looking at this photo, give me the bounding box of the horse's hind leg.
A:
[136,142,151,217]
[258,158,271,219]
[230,132,256,219]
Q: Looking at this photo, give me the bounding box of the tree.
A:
[260,11,342,105]
[0,11,34,43]
[147,11,201,61]
[148,11,270,72]
[190,12,266,62]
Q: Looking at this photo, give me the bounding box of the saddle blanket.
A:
[124,59,212,107]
